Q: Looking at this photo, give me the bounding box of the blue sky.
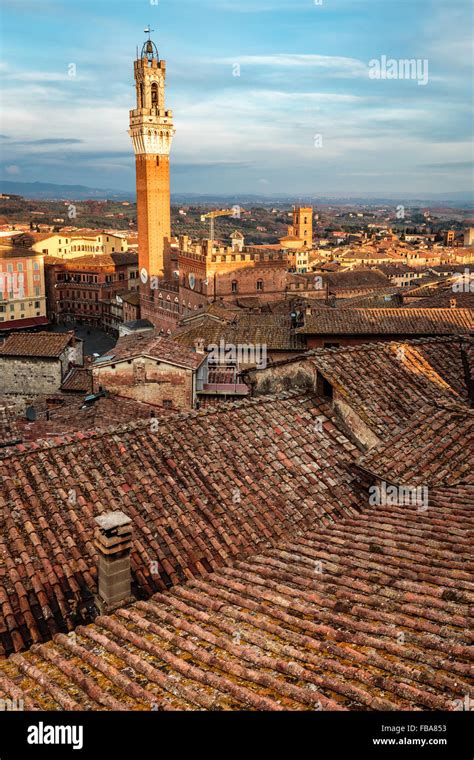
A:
[0,0,472,196]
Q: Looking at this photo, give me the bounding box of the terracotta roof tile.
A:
[0,394,363,656]
[60,368,93,393]
[357,400,473,487]
[95,331,206,369]
[173,313,306,352]
[0,395,168,454]
[0,332,76,358]
[298,308,474,335]
[310,337,472,439]
[0,486,471,710]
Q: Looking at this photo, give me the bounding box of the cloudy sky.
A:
[0,0,472,196]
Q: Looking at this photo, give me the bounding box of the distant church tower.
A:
[129,35,175,283]
[291,207,313,248]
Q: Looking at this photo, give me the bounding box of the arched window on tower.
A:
[139,83,144,108]
[151,82,158,107]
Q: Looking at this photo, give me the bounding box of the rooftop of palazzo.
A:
[178,240,289,265]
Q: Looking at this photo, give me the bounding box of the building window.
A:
[231,280,238,293]
[316,372,333,399]
[151,82,158,106]
[256,279,263,291]
[163,400,173,409]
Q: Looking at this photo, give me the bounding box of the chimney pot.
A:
[94,511,133,612]
[194,337,205,354]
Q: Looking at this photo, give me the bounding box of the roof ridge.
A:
[306,334,462,358]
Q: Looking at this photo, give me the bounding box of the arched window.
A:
[151,82,158,107]
[256,279,263,291]
[231,280,238,293]
[139,83,144,108]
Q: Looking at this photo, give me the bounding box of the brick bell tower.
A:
[129,32,175,296]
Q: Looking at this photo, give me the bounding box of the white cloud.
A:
[215,53,367,77]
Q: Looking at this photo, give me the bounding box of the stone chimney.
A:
[194,337,205,354]
[94,511,133,613]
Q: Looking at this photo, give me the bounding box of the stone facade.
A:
[0,334,83,395]
[92,356,196,409]
[245,357,315,395]
[0,357,63,395]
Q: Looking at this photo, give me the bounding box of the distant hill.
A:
[1,181,472,206]
[0,181,134,201]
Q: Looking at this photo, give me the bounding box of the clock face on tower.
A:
[140,268,149,284]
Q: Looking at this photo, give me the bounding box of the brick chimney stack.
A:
[94,511,133,613]
[194,337,205,354]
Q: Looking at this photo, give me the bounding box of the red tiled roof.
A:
[0,394,168,452]
[0,485,471,710]
[173,313,306,352]
[357,401,473,487]
[0,394,363,656]
[96,331,206,370]
[298,308,474,335]
[325,269,390,288]
[60,367,93,393]
[0,331,74,358]
[310,337,472,440]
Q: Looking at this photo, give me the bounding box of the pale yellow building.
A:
[32,231,128,259]
[463,228,474,247]
[0,245,47,329]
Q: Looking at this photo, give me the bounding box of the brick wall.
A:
[92,357,194,409]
